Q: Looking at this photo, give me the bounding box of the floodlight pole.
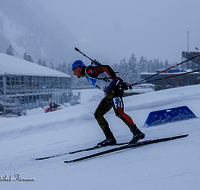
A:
[187,31,189,52]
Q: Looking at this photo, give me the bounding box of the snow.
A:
[0,53,70,77]
[0,85,200,190]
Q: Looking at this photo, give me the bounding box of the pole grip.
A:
[74,47,79,52]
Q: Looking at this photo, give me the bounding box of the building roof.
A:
[0,53,71,78]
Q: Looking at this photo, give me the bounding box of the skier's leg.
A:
[113,96,145,143]
[112,97,135,127]
[94,96,116,146]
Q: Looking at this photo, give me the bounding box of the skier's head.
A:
[72,60,85,78]
[72,60,85,71]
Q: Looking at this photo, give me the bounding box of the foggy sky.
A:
[38,0,200,65]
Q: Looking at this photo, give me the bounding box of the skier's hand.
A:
[114,77,123,86]
[121,82,129,90]
[114,77,128,90]
[127,84,132,90]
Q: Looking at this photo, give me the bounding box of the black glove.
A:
[128,85,132,90]
[114,77,129,90]
[121,82,129,90]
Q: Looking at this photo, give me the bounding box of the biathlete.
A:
[72,60,145,147]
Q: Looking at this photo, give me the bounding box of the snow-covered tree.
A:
[112,63,119,74]
[127,53,139,83]
[24,52,34,62]
[38,59,42,65]
[139,56,148,73]
[42,61,47,67]
[56,63,62,72]
[62,62,67,73]
[49,61,54,69]
[164,59,170,69]
[6,44,14,56]
[147,60,154,73]
[118,58,129,82]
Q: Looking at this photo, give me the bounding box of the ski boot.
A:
[97,138,116,147]
[129,126,145,144]
[97,128,117,147]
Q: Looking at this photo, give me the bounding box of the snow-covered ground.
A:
[0,85,200,190]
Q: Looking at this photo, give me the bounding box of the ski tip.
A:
[34,156,53,160]
[64,160,73,164]
[179,134,189,138]
[74,47,79,51]
[35,158,46,161]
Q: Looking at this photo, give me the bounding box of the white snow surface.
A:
[0,85,200,189]
[0,53,70,77]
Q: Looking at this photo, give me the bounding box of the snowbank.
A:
[0,86,200,190]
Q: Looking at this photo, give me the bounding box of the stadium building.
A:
[0,53,71,115]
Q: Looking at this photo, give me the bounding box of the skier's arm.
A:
[101,65,117,79]
[101,65,128,89]
[89,65,117,79]
[86,65,128,90]
[94,65,126,87]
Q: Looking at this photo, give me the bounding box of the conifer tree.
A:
[139,56,148,73]
[23,52,34,62]
[56,63,62,71]
[164,60,170,69]
[49,61,54,69]
[128,54,139,82]
[112,63,119,74]
[118,58,129,81]
[38,59,42,65]
[147,60,153,73]
[62,62,67,73]
[42,60,47,67]
[6,44,14,56]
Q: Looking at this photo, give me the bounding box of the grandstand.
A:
[0,53,71,115]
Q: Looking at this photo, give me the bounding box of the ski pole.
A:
[75,47,102,66]
[130,54,200,86]
[141,69,200,84]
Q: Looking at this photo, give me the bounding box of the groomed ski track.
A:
[0,85,200,190]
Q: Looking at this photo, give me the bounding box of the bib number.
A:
[113,97,123,109]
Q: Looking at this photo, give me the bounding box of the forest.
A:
[5,44,197,87]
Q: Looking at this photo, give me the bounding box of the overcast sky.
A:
[38,0,200,65]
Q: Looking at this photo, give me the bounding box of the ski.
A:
[34,142,128,160]
[64,134,188,163]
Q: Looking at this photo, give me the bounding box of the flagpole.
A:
[187,31,189,52]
